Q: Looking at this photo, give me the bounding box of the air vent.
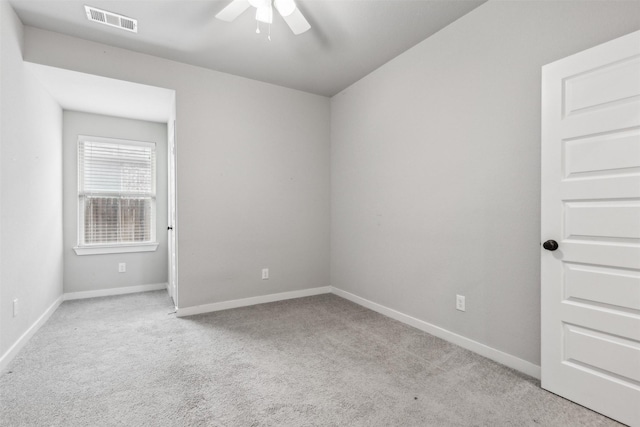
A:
[84,5,137,33]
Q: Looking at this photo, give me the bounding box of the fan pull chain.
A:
[256,21,260,34]
[268,24,271,41]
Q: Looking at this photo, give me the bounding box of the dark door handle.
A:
[543,240,558,251]
[167,226,173,230]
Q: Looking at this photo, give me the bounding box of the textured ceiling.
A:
[10,0,485,97]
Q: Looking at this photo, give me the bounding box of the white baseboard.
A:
[0,295,64,373]
[63,283,168,301]
[2,283,540,381]
[331,287,541,380]
[176,286,332,317]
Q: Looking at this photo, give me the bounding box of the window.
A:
[74,135,158,255]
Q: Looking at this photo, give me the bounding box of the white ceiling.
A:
[26,63,175,123]
[10,0,485,97]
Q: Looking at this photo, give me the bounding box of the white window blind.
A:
[78,136,156,246]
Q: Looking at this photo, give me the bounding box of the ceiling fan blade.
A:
[215,0,251,22]
[280,8,310,35]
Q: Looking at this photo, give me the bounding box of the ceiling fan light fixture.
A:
[273,0,296,17]
[248,0,270,8]
[255,5,273,24]
[215,0,310,36]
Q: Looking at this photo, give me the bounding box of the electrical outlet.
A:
[118,262,126,273]
[456,295,466,312]
[261,268,269,280]
[13,299,18,317]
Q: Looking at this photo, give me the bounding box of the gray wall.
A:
[331,0,640,365]
[62,111,168,293]
[0,1,63,357]
[23,26,332,309]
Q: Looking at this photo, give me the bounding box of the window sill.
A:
[73,242,159,256]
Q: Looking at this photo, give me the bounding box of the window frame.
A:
[73,135,159,256]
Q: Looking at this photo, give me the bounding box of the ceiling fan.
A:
[216,0,311,36]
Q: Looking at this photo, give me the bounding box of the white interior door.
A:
[541,30,640,426]
[167,119,178,307]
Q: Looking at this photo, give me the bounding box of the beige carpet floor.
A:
[0,291,621,426]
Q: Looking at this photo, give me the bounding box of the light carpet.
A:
[0,291,621,426]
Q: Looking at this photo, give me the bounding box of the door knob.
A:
[543,240,559,251]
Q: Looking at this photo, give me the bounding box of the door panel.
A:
[564,201,640,240]
[562,102,640,138]
[563,129,640,178]
[541,30,640,426]
[564,263,640,311]
[564,323,640,383]
[563,55,640,115]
